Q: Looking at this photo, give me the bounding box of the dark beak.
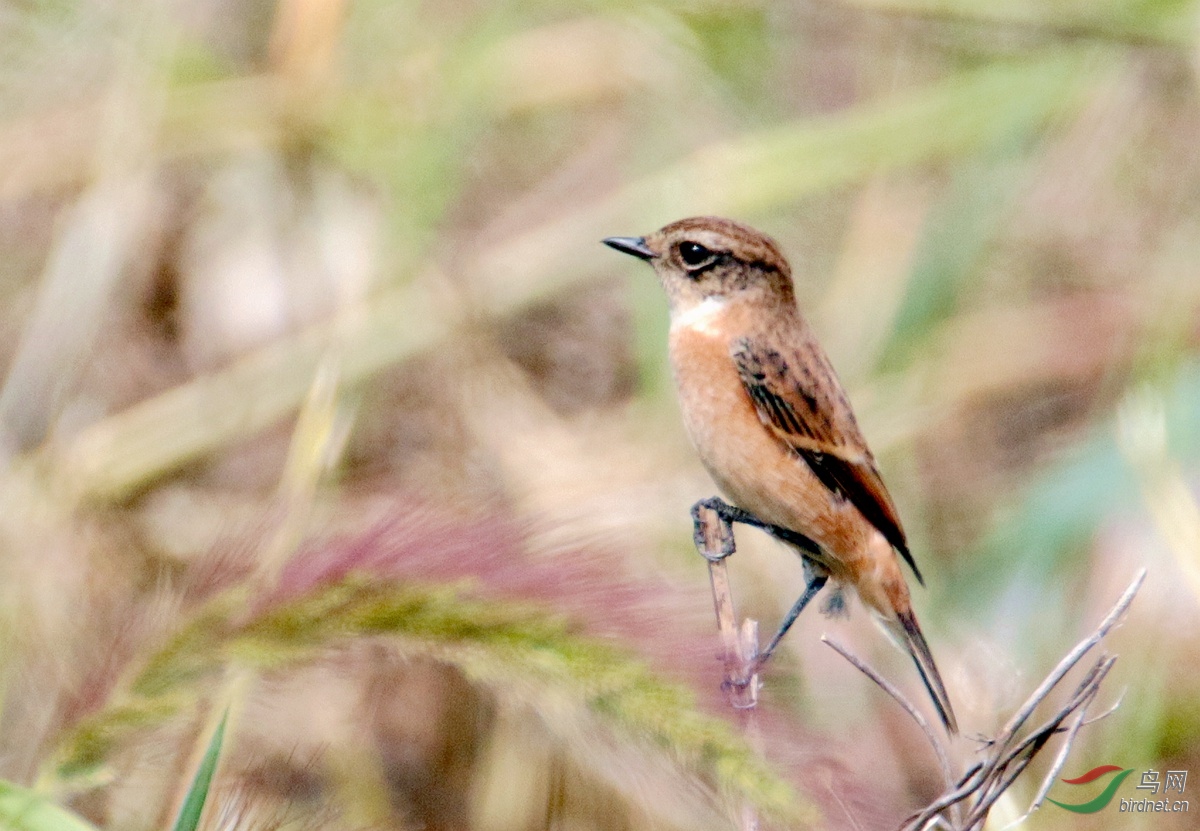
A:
[602,236,655,261]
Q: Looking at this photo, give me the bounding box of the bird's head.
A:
[603,216,795,316]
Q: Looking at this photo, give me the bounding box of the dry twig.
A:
[691,500,762,831]
[893,568,1144,831]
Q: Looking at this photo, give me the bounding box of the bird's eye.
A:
[678,241,714,268]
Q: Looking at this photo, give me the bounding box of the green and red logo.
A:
[1048,765,1134,813]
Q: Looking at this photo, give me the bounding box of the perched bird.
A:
[604,216,957,733]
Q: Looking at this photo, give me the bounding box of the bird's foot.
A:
[690,497,740,561]
[690,496,822,560]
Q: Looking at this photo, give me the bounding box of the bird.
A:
[603,215,957,733]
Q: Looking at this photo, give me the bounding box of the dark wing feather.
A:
[732,337,923,585]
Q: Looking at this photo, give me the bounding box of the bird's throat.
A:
[670,296,727,337]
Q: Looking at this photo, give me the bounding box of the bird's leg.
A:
[691,496,830,686]
[750,570,829,676]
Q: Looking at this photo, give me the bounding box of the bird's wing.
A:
[731,336,921,584]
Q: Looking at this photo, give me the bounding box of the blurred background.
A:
[0,1,1198,829]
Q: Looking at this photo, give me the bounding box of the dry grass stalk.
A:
[691,500,762,831]
[846,570,1143,831]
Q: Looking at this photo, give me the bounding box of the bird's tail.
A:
[887,609,958,734]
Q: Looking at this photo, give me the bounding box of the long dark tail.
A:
[893,609,958,734]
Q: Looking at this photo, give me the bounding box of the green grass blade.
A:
[170,708,229,831]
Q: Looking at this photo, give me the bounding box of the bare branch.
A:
[902,570,1143,831]
[692,501,759,710]
[822,636,954,795]
[992,569,1144,751]
[691,501,761,831]
[1015,679,1098,825]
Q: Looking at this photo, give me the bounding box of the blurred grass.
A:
[52,577,813,829]
[0,782,99,831]
[0,1,1198,830]
[844,0,1198,44]
[879,152,1027,371]
[34,49,1094,503]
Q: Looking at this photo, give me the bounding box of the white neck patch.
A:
[671,296,725,336]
